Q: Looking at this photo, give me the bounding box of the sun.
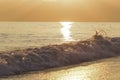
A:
[60,22,73,41]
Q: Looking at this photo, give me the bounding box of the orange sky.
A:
[0,0,120,21]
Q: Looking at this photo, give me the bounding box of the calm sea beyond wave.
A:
[0,22,120,80]
[0,22,120,51]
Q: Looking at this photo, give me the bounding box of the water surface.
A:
[0,22,120,80]
[0,22,119,51]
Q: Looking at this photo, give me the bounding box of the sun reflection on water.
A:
[56,68,92,80]
[60,22,73,41]
[55,62,110,80]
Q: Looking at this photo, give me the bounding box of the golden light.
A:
[55,62,111,80]
[42,0,57,2]
[60,22,73,41]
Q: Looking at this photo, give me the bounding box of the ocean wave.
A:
[0,34,120,76]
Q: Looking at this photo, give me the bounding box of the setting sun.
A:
[0,0,120,79]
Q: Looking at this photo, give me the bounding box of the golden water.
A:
[0,22,119,51]
[0,22,120,80]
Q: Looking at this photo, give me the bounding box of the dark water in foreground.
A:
[1,56,120,80]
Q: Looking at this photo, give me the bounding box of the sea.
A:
[0,22,120,80]
[0,22,120,51]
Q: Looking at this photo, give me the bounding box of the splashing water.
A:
[60,22,73,41]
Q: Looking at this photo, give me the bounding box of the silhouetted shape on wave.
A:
[0,34,120,76]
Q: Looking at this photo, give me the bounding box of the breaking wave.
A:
[0,34,120,76]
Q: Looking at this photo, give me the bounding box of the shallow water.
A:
[0,22,120,51]
[1,56,120,80]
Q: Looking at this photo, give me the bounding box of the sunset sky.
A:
[0,0,120,21]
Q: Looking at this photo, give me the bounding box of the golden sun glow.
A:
[60,22,73,41]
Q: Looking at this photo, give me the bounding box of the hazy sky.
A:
[0,0,120,21]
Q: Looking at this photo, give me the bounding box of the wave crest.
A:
[0,34,120,76]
